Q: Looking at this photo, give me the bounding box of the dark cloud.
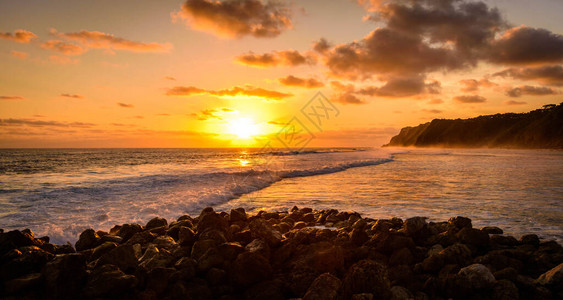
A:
[0,29,37,43]
[504,100,527,105]
[173,0,292,38]
[453,95,486,103]
[166,85,292,100]
[422,109,442,114]
[459,78,497,92]
[487,26,563,65]
[60,93,83,99]
[505,85,558,98]
[235,50,315,67]
[0,96,25,100]
[49,29,172,53]
[312,38,331,53]
[117,102,134,108]
[493,65,563,86]
[0,118,95,128]
[331,93,366,105]
[278,75,324,88]
[330,76,440,100]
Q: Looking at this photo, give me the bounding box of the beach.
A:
[1,206,562,299]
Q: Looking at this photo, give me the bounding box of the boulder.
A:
[341,259,392,299]
[230,208,247,222]
[230,251,273,288]
[152,235,177,250]
[42,253,87,299]
[520,234,540,246]
[145,217,167,230]
[97,244,139,272]
[351,294,374,300]
[178,226,196,246]
[100,234,122,244]
[390,286,414,300]
[1,246,53,280]
[145,267,176,295]
[3,273,42,295]
[303,273,341,300]
[536,262,563,288]
[244,280,284,300]
[481,226,503,235]
[403,217,427,237]
[90,241,117,261]
[246,238,271,259]
[455,227,490,251]
[249,218,282,247]
[117,224,143,242]
[83,264,137,297]
[492,279,519,300]
[218,242,245,261]
[457,263,496,290]
[448,216,472,230]
[197,209,229,234]
[0,230,40,255]
[75,229,100,251]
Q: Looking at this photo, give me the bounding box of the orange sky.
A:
[1,0,562,148]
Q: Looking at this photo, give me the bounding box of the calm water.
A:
[1,148,561,244]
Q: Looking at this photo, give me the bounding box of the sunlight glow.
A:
[228,117,260,139]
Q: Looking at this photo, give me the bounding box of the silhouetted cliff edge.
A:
[385,103,563,149]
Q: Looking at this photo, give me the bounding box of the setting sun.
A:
[227,117,260,139]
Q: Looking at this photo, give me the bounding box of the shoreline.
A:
[1,207,562,299]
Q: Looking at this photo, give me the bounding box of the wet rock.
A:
[125,231,156,246]
[302,213,315,223]
[100,234,122,244]
[493,279,519,300]
[303,273,341,300]
[440,243,472,266]
[146,217,167,230]
[351,294,374,300]
[294,221,308,230]
[139,246,175,270]
[481,226,503,235]
[351,227,369,246]
[200,228,228,244]
[390,286,414,300]
[290,241,345,274]
[43,253,87,299]
[341,259,392,299]
[53,243,75,254]
[249,218,282,247]
[84,264,137,297]
[263,212,279,220]
[457,263,496,290]
[474,252,523,273]
[3,273,42,295]
[192,239,217,261]
[230,208,247,223]
[97,244,139,272]
[75,229,100,251]
[520,234,540,247]
[173,256,197,280]
[178,226,196,246]
[90,241,117,261]
[231,251,273,288]
[0,230,39,255]
[536,262,563,288]
[117,223,143,242]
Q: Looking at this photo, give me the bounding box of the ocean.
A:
[0,148,561,245]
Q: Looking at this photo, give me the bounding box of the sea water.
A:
[0,148,561,244]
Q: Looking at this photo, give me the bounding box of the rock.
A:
[390,286,414,300]
[403,217,427,236]
[520,234,540,246]
[231,251,273,288]
[146,217,167,230]
[302,213,315,223]
[124,231,156,245]
[230,208,247,222]
[234,229,253,245]
[389,247,414,266]
[455,227,490,251]
[427,244,443,256]
[448,216,472,230]
[289,241,345,274]
[218,242,245,261]
[84,264,137,297]
[100,234,122,244]
[192,239,217,261]
[90,241,117,261]
[351,228,369,246]
[200,228,228,244]
[3,273,42,295]
[494,267,519,282]
[294,221,308,230]
[75,229,100,251]
[1,246,54,280]
[481,226,503,235]
[117,223,143,242]
[0,230,39,255]
[493,279,519,300]
[341,259,392,299]
[146,267,176,294]
[536,262,563,288]
[173,257,197,280]
[351,293,374,300]
[440,243,472,265]
[206,267,227,286]
[490,234,519,247]
[178,226,196,246]
[246,238,271,259]
[197,247,224,272]
[139,246,175,270]
[303,273,341,300]
[197,208,229,234]
[97,244,139,272]
[42,253,87,299]
[152,235,177,250]
[457,263,496,290]
[249,218,282,247]
[244,280,284,300]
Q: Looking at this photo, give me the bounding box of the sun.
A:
[228,117,260,139]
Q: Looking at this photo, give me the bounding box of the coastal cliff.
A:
[385,103,563,149]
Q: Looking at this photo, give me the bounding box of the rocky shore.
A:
[1,207,562,300]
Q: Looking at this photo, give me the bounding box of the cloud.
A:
[278,75,324,88]
[487,26,563,65]
[60,93,83,99]
[10,51,28,60]
[493,65,563,86]
[312,38,331,53]
[173,0,292,38]
[117,102,134,108]
[0,29,37,43]
[49,29,172,53]
[453,95,487,103]
[459,78,498,92]
[331,93,366,105]
[192,107,234,121]
[42,40,86,56]
[49,55,79,65]
[505,85,558,98]
[1,96,25,100]
[267,120,287,126]
[329,76,440,100]
[0,118,95,128]
[504,100,527,105]
[427,99,443,105]
[422,109,442,114]
[164,76,176,81]
[166,85,292,100]
[156,113,171,116]
[235,50,315,68]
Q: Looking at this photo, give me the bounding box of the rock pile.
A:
[1,207,562,299]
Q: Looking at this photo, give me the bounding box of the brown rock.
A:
[244,280,284,300]
[493,279,519,300]
[3,273,42,295]
[448,216,472,230]
[231,251,273,288]
[249,218,282,247]
[230,208,248,222]
[43,253,87,299]
[84,264,137,297]
[75,229,100,251]
[145,217,167,230]
[90,241,117,261]
[390,286,414,300]
[520,234,540,247]
[457,263,496,290]
[481,226,503,235]
[536,262,563,288]
[97,244,139,272]
[116,223,143,242]
[341,259,392,299]
[178,226,196,246]
[246,238,271,259]
[303,273,341,300]
[2,246,54,280]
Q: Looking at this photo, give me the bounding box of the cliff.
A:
[385,103,563,149]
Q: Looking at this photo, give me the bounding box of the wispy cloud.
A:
[117,102,134,108]
[504,100,527,105]
[0,96,25,100]
[0,29,37,43]
[166,85,292,100]
[505,85,558,97]
[278,75,324,88]
[10,51,28,60]
[41,40,86,55]
[0,118,95,128]
[453,95,487,103]
[235,50,315,68]
[60,93,83,99]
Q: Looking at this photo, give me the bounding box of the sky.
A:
[1,0,562,148]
